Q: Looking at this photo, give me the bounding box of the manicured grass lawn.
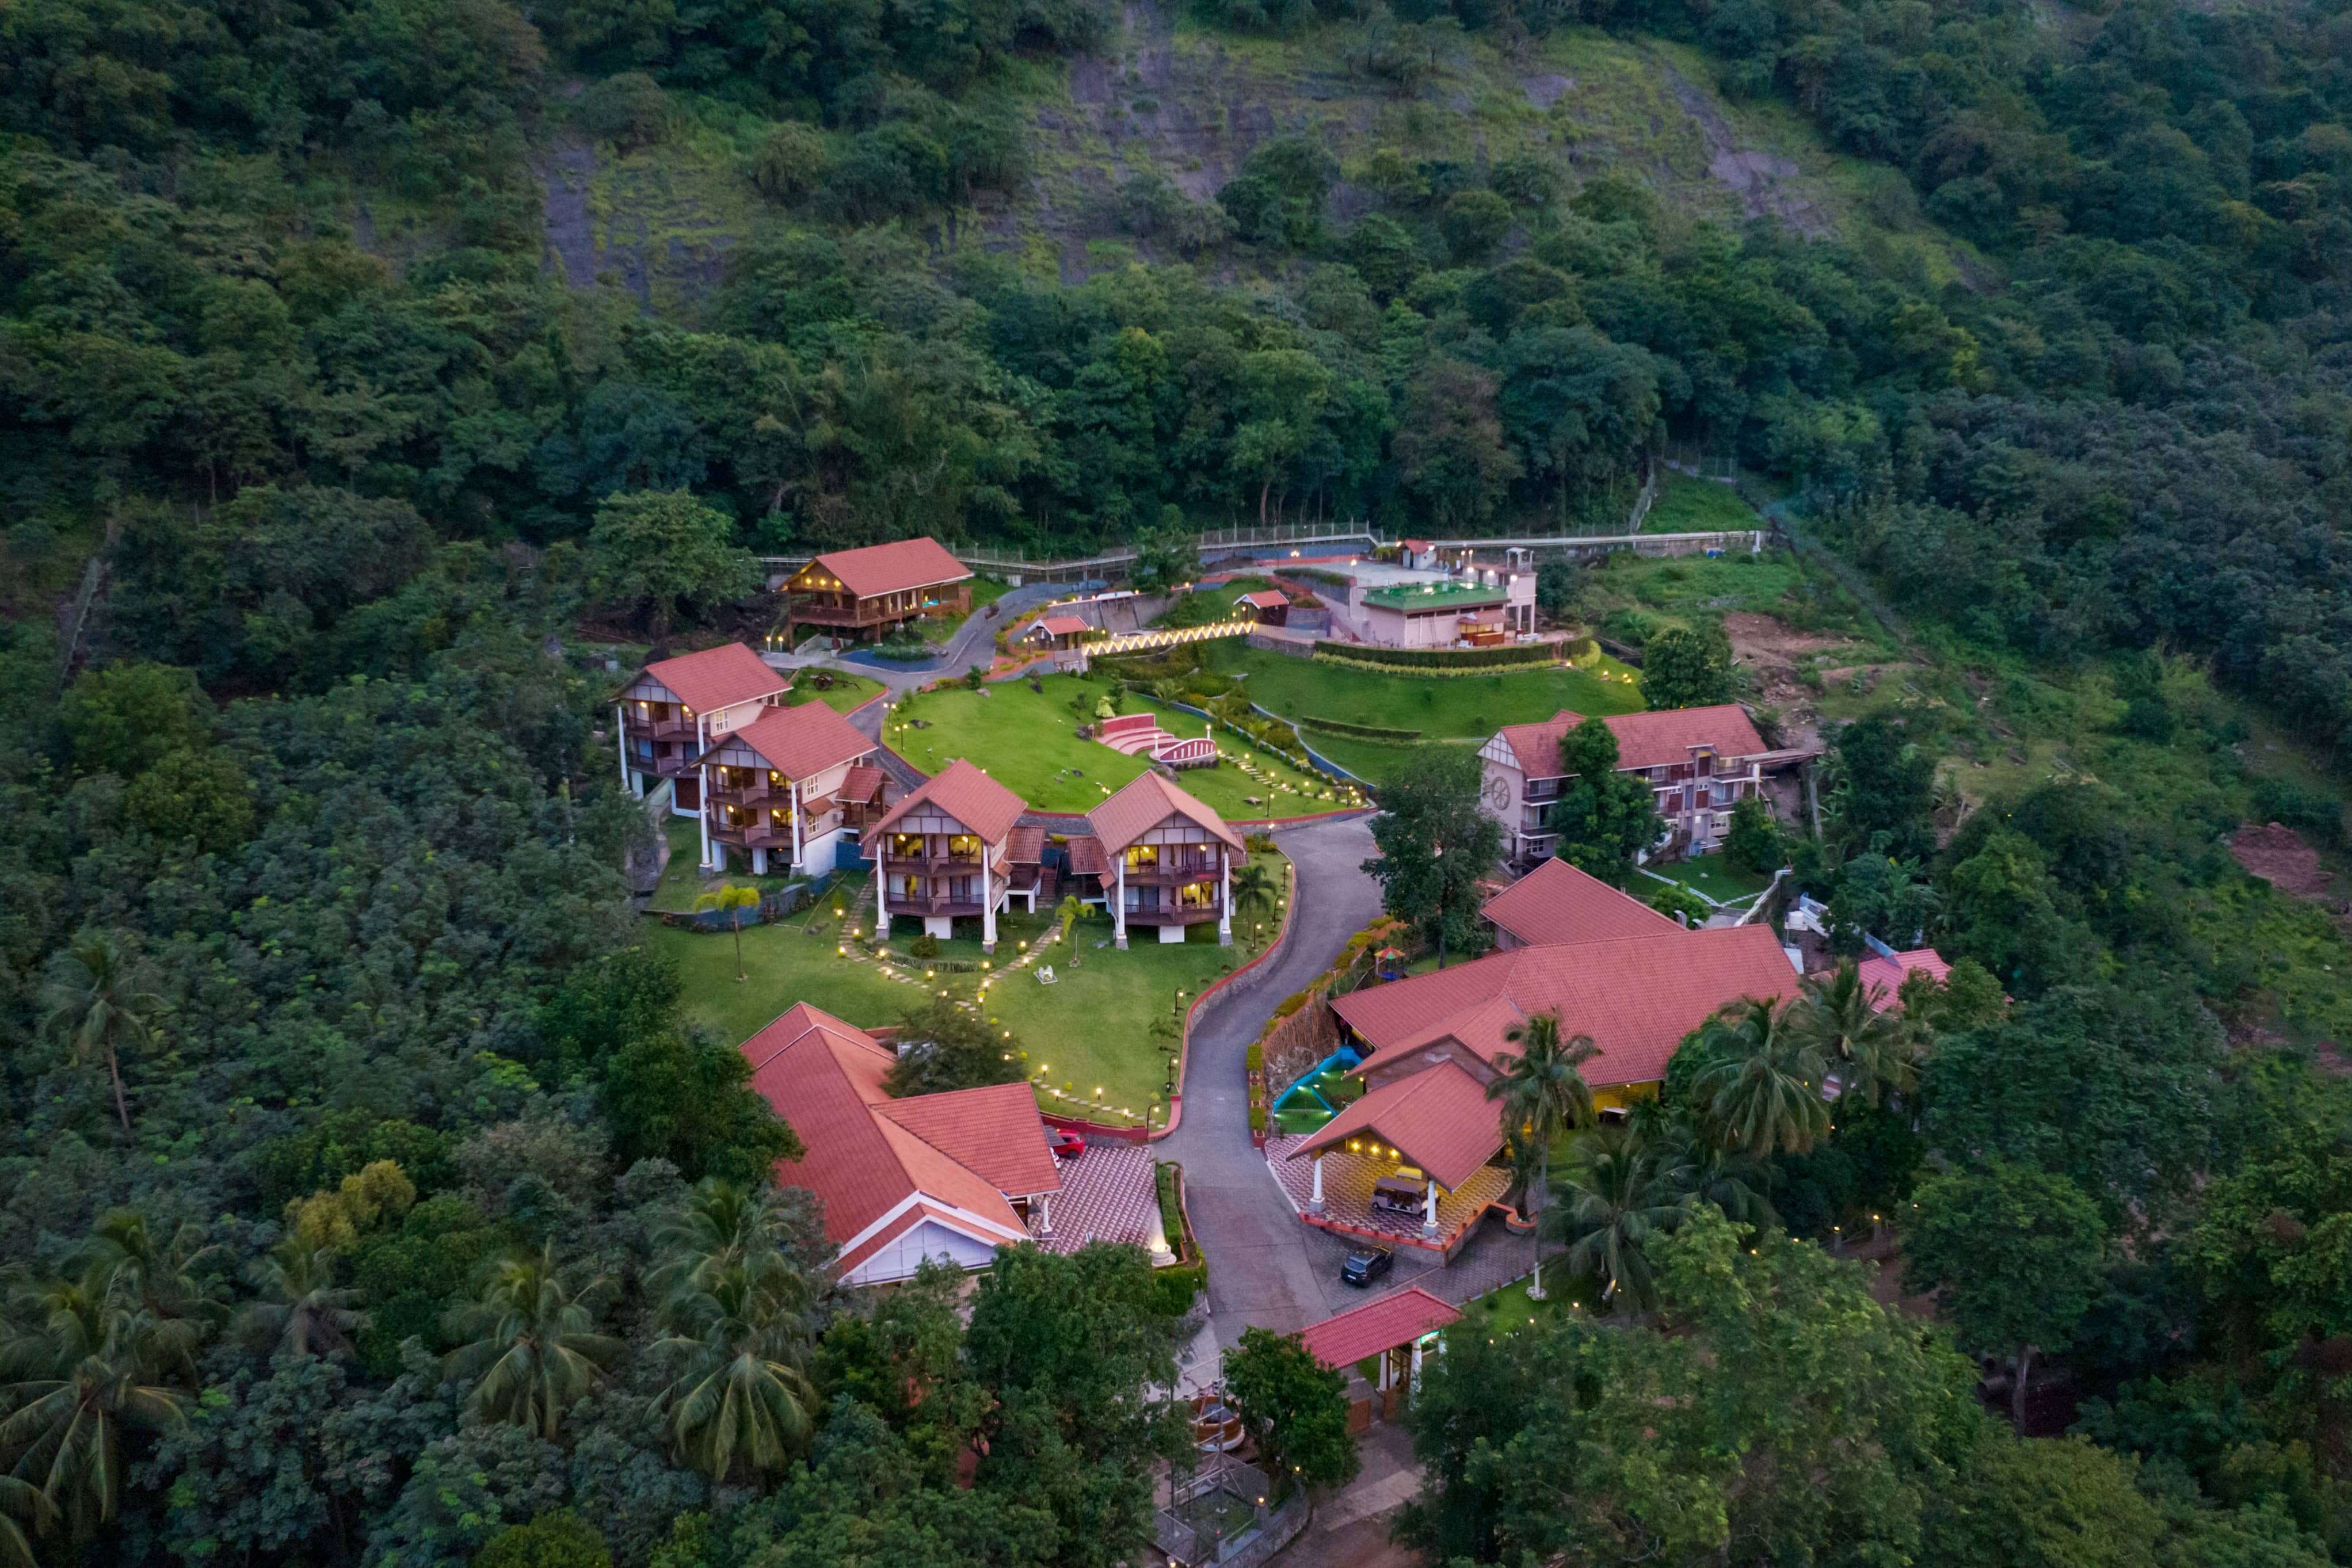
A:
[1656,851,1772,905]
[648,817,809,914]
[781,672,885,714]
[648,916,963,1044]
[1453,1271,1600,1340]
[1642,470,1761,535]
[889,674,1350,816]
[1295,735,1469,788]
[981,921,1228,1129]
[1203,644,1645,741]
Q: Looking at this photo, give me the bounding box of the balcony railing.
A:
[885,892,986,916]
[712,820,791,849]
[711,775,779,807]
[1122,903,1221,926]
[880,850,983,876]
[1123,860,1222,884]
[625,715,697,742]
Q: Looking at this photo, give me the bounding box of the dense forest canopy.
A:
[4,0,2352,1559]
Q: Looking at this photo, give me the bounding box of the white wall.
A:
[841,1219,1001,1285]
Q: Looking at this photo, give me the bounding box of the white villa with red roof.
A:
[1064,772,1245,948]
[741,1003,1168,1285]
[868,759,1042,952]
[1477,705,1779,865]
[1270,865,1801,1260]
[614,643,791,815]
[696,699,884,879]
[781,537,973,644]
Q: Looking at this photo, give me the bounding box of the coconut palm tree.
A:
[1486,1012,1597,1300]
[0,1474,55,1568]
[1228,859,1280,933]
[441,1243,623,1440]
[1648,1117,1778,1230]
[1786,961,1918,1107]
[1052,893,1095,947]
[242,1241,367,1359]
[1691,998,1831,1157]
[1548,1130,1684,1313]
[0,1273,190,1545]
[652,1256,819,1482]
[72,1212,227,1348]
[40,931,162,1136]
[695,884,761,982]
[650,1178,792,1298]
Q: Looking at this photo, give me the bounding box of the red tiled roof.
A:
[1496,707,1771,779]
[872,758,1027,844]
[1299,1286,1461,1371]
[1035,615,1091,638]
[1066,835,1107,877]
[1855,948,1951,1013]
[731,701,874,781]
[1088,771,1244,854]
[1289,1062,1503,1190]
[1006,826,1046,865]
[839,764,886,804]
[1335,924,1802,1088]
[1238,590,1289,610]
[1481,858,1680,947]
[629,643,788,715]
[874,1082,1061,1198]
[738,1004,1037,1271]
[1400,539,1433,552]
[806,538,970,601]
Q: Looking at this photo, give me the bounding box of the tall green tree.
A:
[1221,1327,1359,1493]
[1905,1161,2107,1428]
[1360,744,1503,968]
[1486,1012,1596,1300]
[1547,718,1663,886]
[1549,1128,1684,1311]
[1691,998,1831,1157]
[585,489,760,639]
[1638,624,1735,709]
[40,931,161,1136]
[441,1243,624,1440]
[242,1241,367,1360]
[692,883,760,982]
[1785,960,1918,1107]
[652,1249,819,1481]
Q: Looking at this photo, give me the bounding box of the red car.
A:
[1049,1130,1086,1159]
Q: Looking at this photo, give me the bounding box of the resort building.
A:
[1301,1286,1460,1430]
[781,537,973,644]
[696,699,883,878]
[1268,868,1801,1261]
[613,643,791,815]
[1063,773,1245,948]
[868,759,1040,952]
[1235,589,1291,625]
[1481,856,1682,949]
[1313,559,1537,648]
[1477,705,1777,865]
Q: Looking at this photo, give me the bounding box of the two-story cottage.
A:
[613,643,791,815]
[781,537,973,644]
[1064,772,1245,948]
[697,699,884,878]
[1477,705,1772,867]
[867,760,1040,952]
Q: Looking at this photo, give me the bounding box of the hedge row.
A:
[1312,642,1559,672]
[1298,715,1423,741]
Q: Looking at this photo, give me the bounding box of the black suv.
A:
[1339,1246,1393,1287]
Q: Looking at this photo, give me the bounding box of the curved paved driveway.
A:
[1161,813,1384,1342]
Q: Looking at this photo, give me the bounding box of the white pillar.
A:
[875,844,889,938]
[789,779,803,874]
[980,848,996,953]
[615,704,630,792]
[1411,1339,1424,1387]
[1423,1177,1439,1239]
[1037,1193,1052,1235]
[1218,848,1232,947]
[1113,857,1128,949]
[697,764,713,870]
[1309,1155,1325,1215]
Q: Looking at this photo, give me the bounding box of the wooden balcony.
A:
[1122,903,1221,926]
[881,852,983,878]
[885,892,987,917]
[710,775,780,808]
[624,715,697,743]
[1123,863,1223,887]
[712,819,791,850]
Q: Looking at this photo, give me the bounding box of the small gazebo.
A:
[1285,1062,1504,1239]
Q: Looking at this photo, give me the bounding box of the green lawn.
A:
[888,674,1351,816]
[1642,470,1761,535]
[1453,1269,1603,1340]
[648,817,810,914]
[648,915,962,1044]
[781,671,885,713]
[1653,851,1772,905]
[1202,643,1645,741]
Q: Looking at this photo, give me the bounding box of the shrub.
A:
[1299,716,1422,741]
[1149,1258,1207,1316]
[1248,1105,1268,1132]
[475,1510,612,1568]
[2250,777,2346,847]
[910,933,940,959]
[575,74,672,152]
[1722,796,1785,873]
[1310,640,1555,672]
[1645,881,1711,924]
[1245,1043,1264,1072]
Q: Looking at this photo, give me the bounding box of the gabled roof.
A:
[1034,615,1091,638]
[1088,771,1245,855]
[730,701,874,781]
[1066,835,1108,878]
[1495,707,1771,779]
[872,758,1027,844]
[1855,948,1951,1013]
[1334,924,1801,1088]
[839,764,886,805]
[1289,1062,1503,1189]
[1238,590,1289,610]
[1481,858,1681,947]
[1400,539,1433,552]
[805,538,971,600]
[1006,826,1046,865]
[738,1003,1046,1269]
[1299,1286,1461,1371]
[626,643,788,714]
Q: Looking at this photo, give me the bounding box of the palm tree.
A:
[441,1243,623,1440]
[1648,1117,1778,1230]
[1549,1130,1684,1313]
[0,1474,55,1568]
[73,1212,227,1347]
[0,1274,190,1544]
[1692,998,1831,1158]
[695,884,761,982]
[40,931,162,1136]
[653,1257,818,1482]
[1786,962,1918,1107]
[1228,859,1279,936]
[650,1178,791,1298]
[1485,1012,1597,1300]
[242,1242,366,1359]
[1052,893,1095,947]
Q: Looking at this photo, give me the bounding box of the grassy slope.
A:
[781,673,886,713]
[1644,471,1763,535]
[893,673,1348,814]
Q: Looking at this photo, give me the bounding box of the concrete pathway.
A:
[1275,1421,1427,1568]
[1160,814,1386,1344]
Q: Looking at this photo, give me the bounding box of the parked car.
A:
[1339,1246,1393,1287]
[1049,1129,1086,1159]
